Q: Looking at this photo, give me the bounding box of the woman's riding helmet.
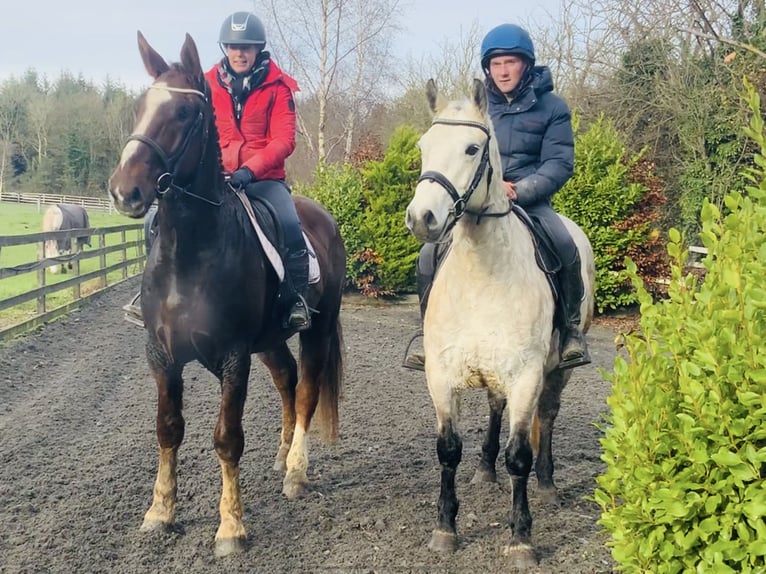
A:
[480,23,535,69]
[218,12,267,47]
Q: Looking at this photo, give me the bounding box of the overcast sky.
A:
[0,0,557,92]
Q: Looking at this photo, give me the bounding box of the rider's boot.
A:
[283,249,311,331]
[557,251,591,370]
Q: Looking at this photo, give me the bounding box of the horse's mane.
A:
[161,62,227,190]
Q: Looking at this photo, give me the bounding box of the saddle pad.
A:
[235,190,320,284]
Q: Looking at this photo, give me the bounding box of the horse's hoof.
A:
[428,530,458,553]
[215,536,246,558]
[470,467,497,484]
[140,518,172,532]
[502,543,537,570]
[537,486,560,506]
[282,473,309,499]
[273,447,289,472]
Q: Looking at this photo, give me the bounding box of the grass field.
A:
[0,202,145,328]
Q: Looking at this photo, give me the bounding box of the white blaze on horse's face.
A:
[108,82,174,218]
[406,117,488,243]
[120,85,173,169]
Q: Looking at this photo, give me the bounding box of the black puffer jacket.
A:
[486,66,574,208]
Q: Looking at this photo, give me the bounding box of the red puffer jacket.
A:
[205,61,299,180]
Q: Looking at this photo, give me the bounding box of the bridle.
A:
[417,118,511,227]
[126,84,222,207]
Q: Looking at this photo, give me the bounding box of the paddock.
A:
[0,278,616,573]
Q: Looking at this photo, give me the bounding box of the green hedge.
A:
[595,81,766,573]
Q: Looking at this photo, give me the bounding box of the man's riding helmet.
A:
[480,23,535,70]
[218,12,267,47]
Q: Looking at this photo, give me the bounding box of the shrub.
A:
[294,163,367,286]
[594,81,766,573]
[555,114,668,312]
[358,125,422,294]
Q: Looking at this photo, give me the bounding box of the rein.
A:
[417,118,511,226]
[126,85,223,207]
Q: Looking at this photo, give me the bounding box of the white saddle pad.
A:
[235,190,320,284]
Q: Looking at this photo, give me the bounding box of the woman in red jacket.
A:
[209,11,310,331]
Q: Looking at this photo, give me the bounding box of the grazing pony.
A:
[42,204,91,274]
[107,32,346,557]
[405,79,595,568]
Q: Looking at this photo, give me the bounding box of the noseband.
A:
[418,118,510,225]
[126,84,222,206]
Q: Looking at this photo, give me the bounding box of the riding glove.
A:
[230,167,255,189]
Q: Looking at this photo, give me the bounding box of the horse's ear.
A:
[425,78,447,115]
[472,78,487,114]
[180,33,204,82]
[137,31,170,79]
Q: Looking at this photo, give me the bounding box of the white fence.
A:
[0,191,114,213]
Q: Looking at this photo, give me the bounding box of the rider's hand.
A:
[503,181,517,201]
[230,167,255,189]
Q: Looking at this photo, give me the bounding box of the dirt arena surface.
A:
[0,278,622,573]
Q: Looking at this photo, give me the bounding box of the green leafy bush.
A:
[294,163,367,286]
[594,81,766,573]
[358,125,422,294]
[555,115,668,312]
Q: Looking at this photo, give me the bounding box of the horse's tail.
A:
[315,316,344,444]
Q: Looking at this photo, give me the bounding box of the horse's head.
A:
[108,32,212,218]
[406,79,501,243]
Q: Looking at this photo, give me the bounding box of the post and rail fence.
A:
[0,190,115,213]
[0,223,145,341]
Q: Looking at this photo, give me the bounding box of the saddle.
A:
[234,190,320,285]
[511,204,571,330]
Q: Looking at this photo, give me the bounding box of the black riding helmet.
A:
[218,12,267,47]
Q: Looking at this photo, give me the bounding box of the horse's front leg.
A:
[502,366,543,569]
[141,346,184,532]
[427,380,462,553]
[534,368,570,505]
[258,343,298,473]
[213,346,251,558]
[471,389,506,483]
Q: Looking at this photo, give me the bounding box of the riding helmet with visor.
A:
[480,23,535,70]
[218,12,267,48]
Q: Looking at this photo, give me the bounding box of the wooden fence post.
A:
[99,233,107,288]
[37,241,46,314]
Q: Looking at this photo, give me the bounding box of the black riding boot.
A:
[283,249,311,331]
[402,244,439,371]
[557,251,590,370]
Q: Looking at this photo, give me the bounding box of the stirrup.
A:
[557,333,591,370]
[285,297,311,331]
[122,292,144,328]
[402,352,425,371]
[402,330,425,371]
[556,352,591,371]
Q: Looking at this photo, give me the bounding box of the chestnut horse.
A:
[108,32,346,557]
[405,80,595,568]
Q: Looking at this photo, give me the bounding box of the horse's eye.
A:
[466,144,480,156]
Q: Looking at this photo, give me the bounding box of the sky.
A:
[0,0,557,92]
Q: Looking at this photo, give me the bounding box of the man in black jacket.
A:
[405,23,590,372]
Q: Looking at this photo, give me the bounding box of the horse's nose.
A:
[109,180,147,217]
[405,205,439,240]
[405,208,414,232]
